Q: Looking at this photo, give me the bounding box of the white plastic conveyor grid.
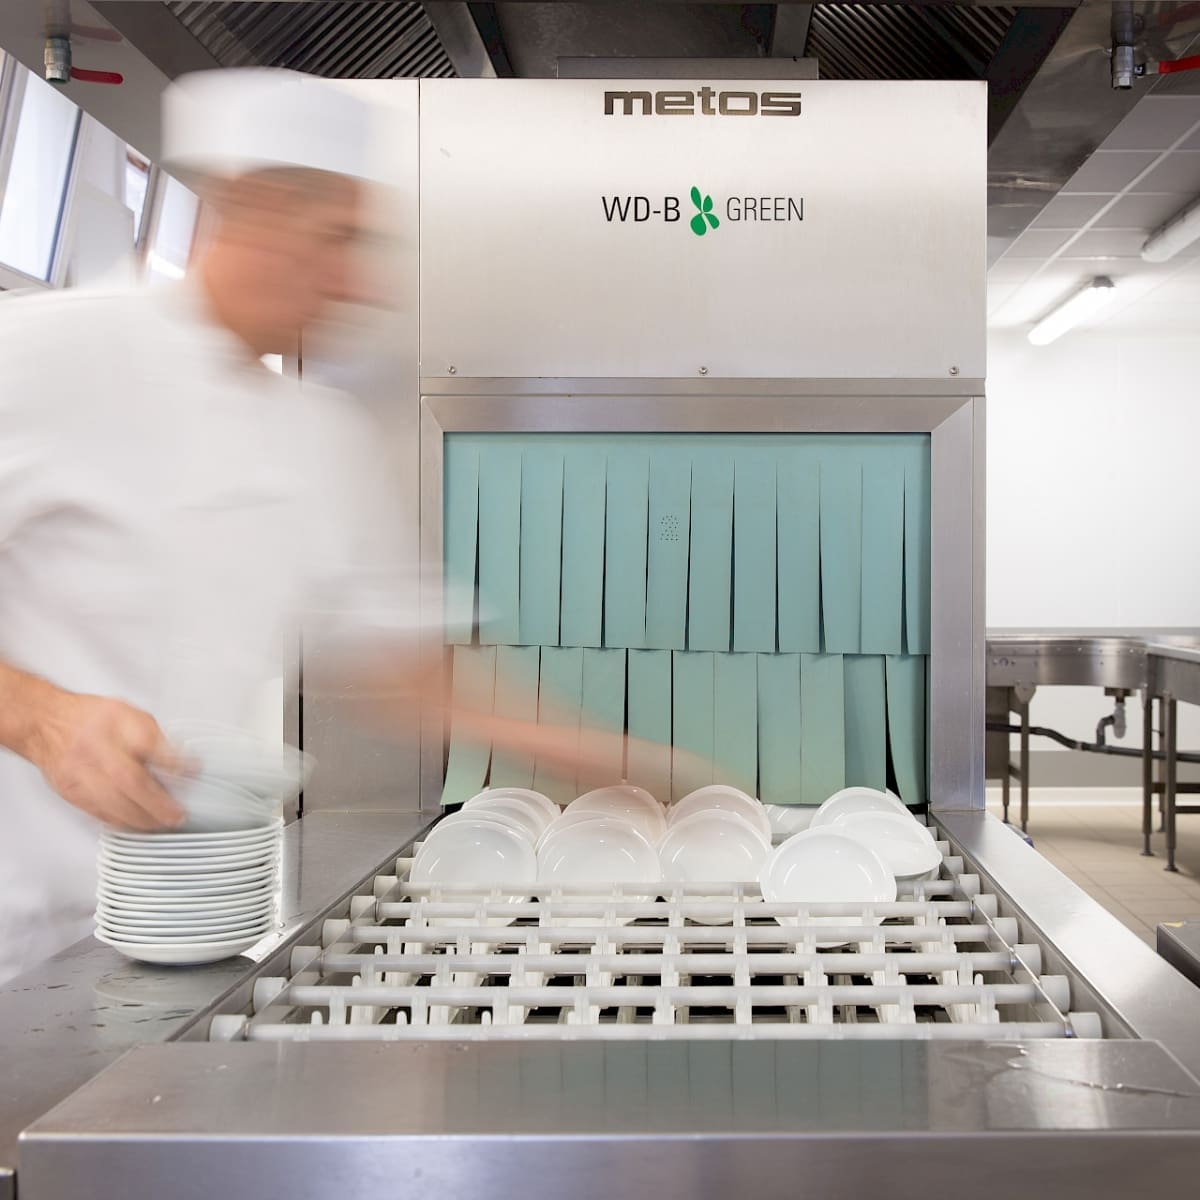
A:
[209,826,1103,1044]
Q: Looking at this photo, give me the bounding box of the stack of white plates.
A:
[95,821,281,965]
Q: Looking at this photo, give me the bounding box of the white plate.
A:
[430,807,533,843]
[98,886,275,912]
[659,810,770,882]
[94,928,268,965]
[764,805,817,842]
[669,786,772,842]
[102,821,282,848]
[832,811,942,879]
[455,795,547,840]
[99,848,278,872]
[96,895,275,920]
[759,829,896,945]
[535,807,617,850]
[98,868,276,895]
[97,888,274,912]
[411,818,536,894]
[537,817,661,892]
[96,913,274,938]
[96,912,274,940]
[99,835,279,859]
[565,786,666,843]
[808,787,911,829]
[466,787,559,822]
[97,917,274,941]
[96,921,272,944]
[165,720,312,800]
[154,772,280,834]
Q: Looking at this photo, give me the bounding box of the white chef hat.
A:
[161,68,374,184]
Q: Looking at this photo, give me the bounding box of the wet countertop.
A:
[0,809,433,1200]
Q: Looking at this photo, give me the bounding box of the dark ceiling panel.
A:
[164,1,457,78]
[808,3,1017,82]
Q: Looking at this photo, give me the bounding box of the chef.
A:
[0,68,598,985]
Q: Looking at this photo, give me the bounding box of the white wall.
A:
[987,327,1200,762]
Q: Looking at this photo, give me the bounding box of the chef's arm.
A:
[0,659,184,830]
[309,646,645,780]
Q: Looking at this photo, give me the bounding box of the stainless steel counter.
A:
[0,810,434,1200]
[986,627,1200,690]
[985,628,1200,866]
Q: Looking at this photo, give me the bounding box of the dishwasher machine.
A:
[11,77,1200,1200]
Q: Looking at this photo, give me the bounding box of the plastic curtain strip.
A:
[440,434,930,808]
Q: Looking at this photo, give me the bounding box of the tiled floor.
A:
[986,798,1200,947]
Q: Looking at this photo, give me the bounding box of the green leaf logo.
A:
[689,185,720,237]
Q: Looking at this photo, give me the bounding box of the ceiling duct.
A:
[163,1,455,78]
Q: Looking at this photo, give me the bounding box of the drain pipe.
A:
[1095,691,1128,748]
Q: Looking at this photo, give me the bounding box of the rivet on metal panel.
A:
[949,366,959,376]
[698,366,709,375]
[448,365,457,374]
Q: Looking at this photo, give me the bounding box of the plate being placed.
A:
[164,720,312,801]
[153,772,280,834]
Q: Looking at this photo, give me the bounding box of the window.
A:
[0,64,81,281]
[124,148,151,245]
[146,174,198,280]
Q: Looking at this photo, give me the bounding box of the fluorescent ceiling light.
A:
[1027,276,1116,346]
[1142,196,1200,263]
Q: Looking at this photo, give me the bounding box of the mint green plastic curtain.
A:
[441,433,930,808]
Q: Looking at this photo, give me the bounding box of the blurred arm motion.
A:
[0,660,183,830]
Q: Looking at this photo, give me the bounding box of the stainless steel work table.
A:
[986,629,1200,868]
[0,810,434,1200]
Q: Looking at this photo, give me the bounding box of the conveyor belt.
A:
[209,825,1100,1043]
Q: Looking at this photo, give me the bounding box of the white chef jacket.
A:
[0,283,412,984]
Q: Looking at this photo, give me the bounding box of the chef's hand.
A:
[30,691,187,831]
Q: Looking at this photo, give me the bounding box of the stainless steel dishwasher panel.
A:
[19,1039,1200,1200]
